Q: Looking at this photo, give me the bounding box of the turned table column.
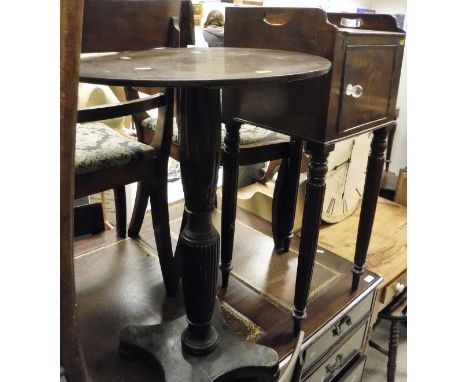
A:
[178,87,222,355]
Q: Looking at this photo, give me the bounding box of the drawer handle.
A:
[332,314,353,337]
[395,282,406,294]
[263,12,292,26]
[346,84,364,98]
[340,17,363,28]
[325,353,344,374]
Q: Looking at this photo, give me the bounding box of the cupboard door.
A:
[337,44,396,133]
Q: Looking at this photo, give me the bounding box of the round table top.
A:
[79,47,331,88]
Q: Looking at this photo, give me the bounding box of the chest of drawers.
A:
[294,278,379,382]
[218,238,382,382]
[300,292,373,380]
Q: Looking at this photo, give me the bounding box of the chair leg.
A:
[272,138,303,254]
[220,122,241,289]
[128,181,150,238]
[148,177,178,297]
[173,209,187,281]
[387,320,399,382]
[113,186,127,238]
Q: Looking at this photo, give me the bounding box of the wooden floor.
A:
[73,198,381,381]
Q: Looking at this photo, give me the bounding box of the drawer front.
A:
[303,292,374,370]
[333,353,367,382]
[337,44,397,133]
[303,321,368,382]
[379,271,407,306]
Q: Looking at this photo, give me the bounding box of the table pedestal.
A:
[119,304,279,382]
[119,87,279,380]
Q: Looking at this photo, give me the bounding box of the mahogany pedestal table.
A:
[80,47,331,381]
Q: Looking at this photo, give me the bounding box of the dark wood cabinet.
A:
[223,8,405,144]
[223,7,406,333]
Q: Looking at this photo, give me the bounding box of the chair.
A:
[369,288,407,382]
[75,0,193,295]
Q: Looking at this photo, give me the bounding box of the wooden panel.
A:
[316,197,406,289]
[338,45,396,133]
[328,12,402,32]
[81,0,182,52]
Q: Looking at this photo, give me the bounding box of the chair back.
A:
[82,0,185,53]
[80,0,194,157]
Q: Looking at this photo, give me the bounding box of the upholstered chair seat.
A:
[142,117,289,146]
[75,122,157,176]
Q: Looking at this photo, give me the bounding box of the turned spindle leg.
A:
[352,127,389,290]
[177,87,221,355]
[387,320,399,382]
[220,122,241,289]
[272,138,303,254]
[293,142,333,334]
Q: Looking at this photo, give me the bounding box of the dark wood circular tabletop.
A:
[79,47,331,87]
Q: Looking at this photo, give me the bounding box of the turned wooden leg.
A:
[387,320,399,382]
[128,181,150,238]
[147,165,178,296]
[113,186,127,238]
[220,121,241,289]
[352,127,389,290]
[178,87,221,356]
[293,142,334,334]
[272,138,303,254]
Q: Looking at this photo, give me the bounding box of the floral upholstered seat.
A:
[142,117,289,146]
[75,122,157,175]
